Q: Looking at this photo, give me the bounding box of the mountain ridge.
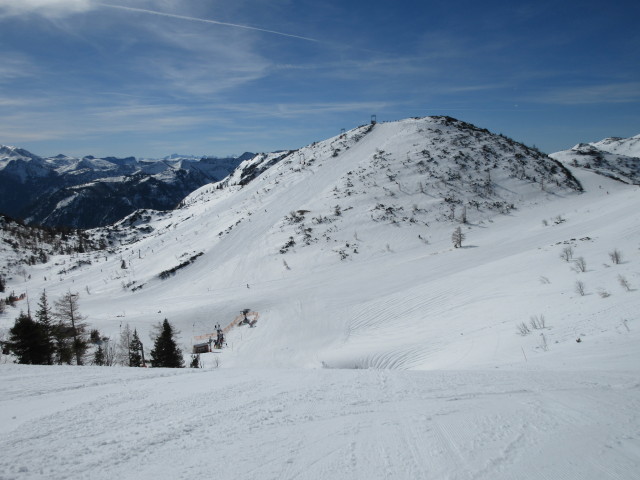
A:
[0,147,252,228]
[551,132,640,185]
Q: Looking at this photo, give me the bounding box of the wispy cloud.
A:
[0,0,91,18]
[0,96,389,146]
[98,3,319,43]
[215,101,393,118]
[530,82,640,105]
[122,22,272,97]
[0,54,40,80]
[0,100,205,143]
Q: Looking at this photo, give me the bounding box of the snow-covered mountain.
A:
[1,117,639,479]
[591,133,640,157]
[551,133,640,185]
[0,115,613,367]
[0,147,250,228]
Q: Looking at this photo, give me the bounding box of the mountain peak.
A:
[0,144,41,161]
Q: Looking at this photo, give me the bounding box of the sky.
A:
[0,0,639,159]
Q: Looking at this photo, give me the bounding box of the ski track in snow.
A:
[0,366,639,479]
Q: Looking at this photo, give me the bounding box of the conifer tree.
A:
[93,345,105,366]
[35,290,55,365]
[8,312,48,364]
[150,319,184,368]
[129,329,143,367]
[52,322,73,365]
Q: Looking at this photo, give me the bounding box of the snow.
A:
[591,134,640,158]
[1,118,639,478]
[551,141,640,185]
[0,365,638,479]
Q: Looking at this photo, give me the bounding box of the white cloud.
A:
[0,0,93,18]
[127,20,273,97]
[0,54,40,81]
[0,101,210,145]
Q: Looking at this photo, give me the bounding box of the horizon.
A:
[0,0,639,158]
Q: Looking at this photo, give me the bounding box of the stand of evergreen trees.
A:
[6,291,88,365]
[5,295,185,368]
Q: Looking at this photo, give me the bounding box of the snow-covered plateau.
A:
[1,117,639,479]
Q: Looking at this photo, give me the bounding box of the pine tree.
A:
[150,319,184,368]
[52,321,73,364]
[93,345,105,366]
[129,329,143,367]
[35,290,55,365]
[8,312,49,364]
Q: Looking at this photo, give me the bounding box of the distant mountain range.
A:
[0,146,253,228]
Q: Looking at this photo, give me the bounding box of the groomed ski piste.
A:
[1,117,639,479]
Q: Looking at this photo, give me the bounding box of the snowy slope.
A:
[0,364,638,480]
[2,117,634,370]
[551,133,640,185]
[1,117,639,479]
[592,134,640,158]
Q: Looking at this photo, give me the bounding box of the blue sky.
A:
[0,0,638,158]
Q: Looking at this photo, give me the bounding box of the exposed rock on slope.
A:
[551,135,640,185]
[178,116,582,264]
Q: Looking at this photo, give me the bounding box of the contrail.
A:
[98,3,319,43]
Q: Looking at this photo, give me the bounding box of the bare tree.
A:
[54,291,88,365]
[516,322,531,336]
[529,315,546,330]
[575,280,586,296]
[459,206,467,224]
[609,249,622,264]
[116,323,133,366]
[451,226,465,248]
[573,256,587,272]
[560,246,574,262]
[618,274,632,292]
[102,338,118,366]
